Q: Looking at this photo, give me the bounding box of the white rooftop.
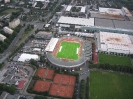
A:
[58,16,94,26]
[45,38,59,52]
[18,53,39,62]
[99,32,133,54]
[80,6,86,13]
[99,7,123,15]
[66,5,72,11]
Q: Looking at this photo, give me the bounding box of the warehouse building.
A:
[57,16,133,34]
[97,32,133,55]
[57,16,94,28]
[0,34,6,42]
[3,26,13,34]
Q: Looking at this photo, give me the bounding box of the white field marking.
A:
[76,48,79,54]
[59,46,62,52]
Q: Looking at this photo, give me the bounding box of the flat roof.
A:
[45,38,59,52]
[58,16,94,26]
[90,11,125,20]
[80,6,86,13]
[18,53,39,62]
[66,5,72,11]
[95,18,114,28]
[99,7,123,15]
[113,20,133,30]
[99,32,133,54]
[17,80,26,89]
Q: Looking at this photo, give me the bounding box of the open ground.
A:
[90,70,133,99]
[99,53,132,66]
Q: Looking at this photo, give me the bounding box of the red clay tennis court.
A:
[45,70,54,80]
[53,74,62,83]
[33,80,51,92]
[49,84,74,98]
[69,76,76,86]
[49,83,58,96]
[61,75,69,85]
[36,68,46,78]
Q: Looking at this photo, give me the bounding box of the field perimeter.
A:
[56,41,80,60]
[90,70,133,99]
[99,53,132,67]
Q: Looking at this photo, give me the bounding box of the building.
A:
[18,53,40,62]
[122,7,132,17]
[9,19,20,29]
[17,80,26,90]
[35,31,52,39]
[4,0,10,3]
[0,34,6,42]
[57,16,94,28]
[3,26,13,34]
[97,31,133,55]
[0,92,20,99]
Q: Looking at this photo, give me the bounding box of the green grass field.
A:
[0,9,20,16]
[90,70,133,99]
[56,41,80,60]
[99,53,132,67]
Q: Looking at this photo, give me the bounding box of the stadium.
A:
[45,36,92,71]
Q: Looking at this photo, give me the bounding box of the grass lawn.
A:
[56,41,80,60]
[99,53,132,67]
[0,9,20,16]
[90,70,133,99]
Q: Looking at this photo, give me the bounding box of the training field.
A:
[99,53,132,67]
[56,41,80,60]
[90,70,133,99]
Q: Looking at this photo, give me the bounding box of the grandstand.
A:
[45,38,59,52]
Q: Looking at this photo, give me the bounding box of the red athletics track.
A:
[93,44,98,63]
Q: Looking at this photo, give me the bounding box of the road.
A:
[0,24,28,63]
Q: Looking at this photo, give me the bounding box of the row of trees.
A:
[86,77,89,99]
[0,84,16,94]
[34,95,47,99]
[79,80,85,99]
[89,63,133,73]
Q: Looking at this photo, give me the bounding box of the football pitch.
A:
[56,41,80,60]
[90,70,133,99]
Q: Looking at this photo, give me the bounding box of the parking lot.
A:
[1,62,34,92]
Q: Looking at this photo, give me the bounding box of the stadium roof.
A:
[66,5,72,11]
[80,6,86,13]
[17,80,26,89]
[45,38,59,52]
[95,18,114,28]
[18,53,39,62]
[58,16,94,26]
[113,20,133,30]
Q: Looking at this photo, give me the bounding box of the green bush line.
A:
[89,63,133,73]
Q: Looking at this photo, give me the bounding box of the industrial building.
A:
[9,19,20,29]
[57,16,94,28]
[97,32,133,55]
[3,26,13,34]
[0,34,6,42]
